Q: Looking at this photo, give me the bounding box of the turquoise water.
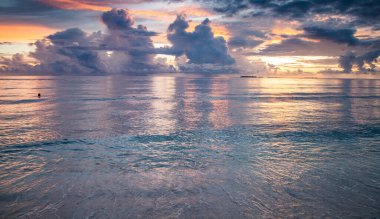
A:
[0,75,380,218]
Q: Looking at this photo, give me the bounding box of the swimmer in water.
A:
[38,93,41,98]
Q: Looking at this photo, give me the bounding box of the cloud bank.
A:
[1,8,237,74]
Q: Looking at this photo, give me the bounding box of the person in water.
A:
[38,93,41,98]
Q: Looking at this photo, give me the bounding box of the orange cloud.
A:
[37,0,215,21]
[0,25,59,42]
[37,0,111,11]
[174,5,214,17]
[272,20,302,36]
[129,10,176,22]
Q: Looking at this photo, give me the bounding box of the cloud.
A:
[303,26,359,46]
[253,38,347,56]
[29,29,105,74]
[101,8,135,30]
[274,0,312,18]
[301,57,338,65]
[0,8,172,74]
[228,36,263,49]
[47,28,88,45]
[240,29,267,39]
[166,15,235,65]
[339,50,380,73]
[99,9,158,72]
[0,53,33,73]
[339,51,356,73]
[1,1,379,75]
[0,0,100,29]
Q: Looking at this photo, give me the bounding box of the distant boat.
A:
[241,70,260,78]
[240,75,258,78]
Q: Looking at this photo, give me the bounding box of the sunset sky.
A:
[1,0,380,74]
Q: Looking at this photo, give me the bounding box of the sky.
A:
[0,0,380,75]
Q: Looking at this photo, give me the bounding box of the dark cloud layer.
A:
[166,15,234,65]
[0,0,99,28]
[207,0,380,29]
[303,26,359,46]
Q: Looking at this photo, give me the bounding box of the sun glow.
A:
[0,25,59,42]
[260,56,340,73]
[261,56,299,66]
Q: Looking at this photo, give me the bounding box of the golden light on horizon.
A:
[0,25,59,42]
[260,56,340,73]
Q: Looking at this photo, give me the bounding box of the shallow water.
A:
[0,75,379,218]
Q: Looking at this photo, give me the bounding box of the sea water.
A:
[0,75,379,218]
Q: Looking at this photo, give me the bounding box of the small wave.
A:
[274,125,380,141]
[80,96,159,102]
[0,138,92,151]
[0,99,45,105]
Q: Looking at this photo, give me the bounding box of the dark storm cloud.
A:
[339,50,380,73]
[303,26,359,46]
[166,15,234,65]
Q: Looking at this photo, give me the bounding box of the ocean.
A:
[0,75,379,218]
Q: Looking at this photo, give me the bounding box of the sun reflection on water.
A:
[1,75,380,218]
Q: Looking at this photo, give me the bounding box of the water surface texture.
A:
[0,75,380,218]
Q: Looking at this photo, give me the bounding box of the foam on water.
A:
[0,75,379,218]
